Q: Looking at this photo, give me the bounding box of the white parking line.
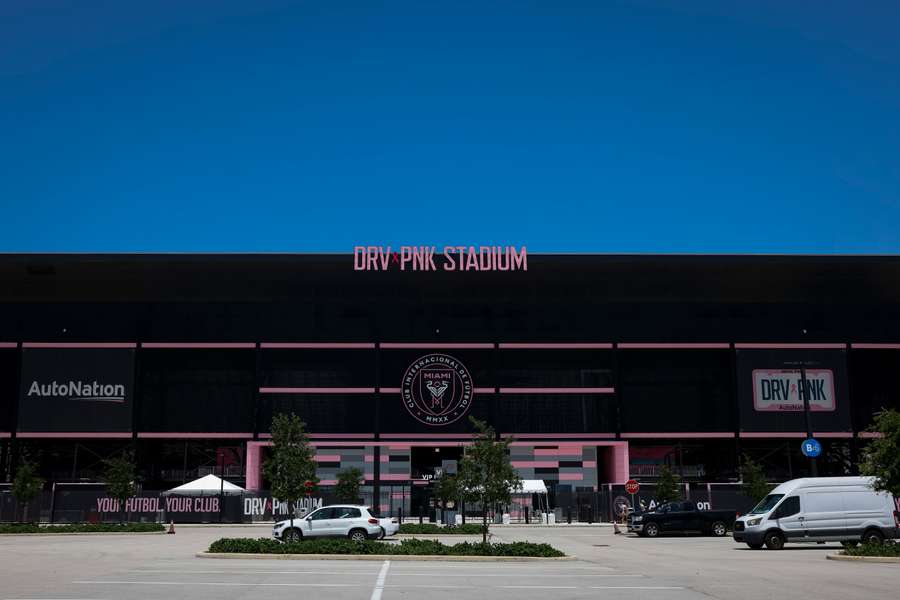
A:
[133,569,642,578]
[590,586,685,590]
[370,560,390,600]
[74,581,360,588]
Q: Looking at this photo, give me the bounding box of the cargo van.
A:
[733,476,899,550]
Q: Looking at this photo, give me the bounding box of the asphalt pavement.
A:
[0,524,897,600]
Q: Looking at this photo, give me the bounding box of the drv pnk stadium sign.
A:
[354,245,527,271]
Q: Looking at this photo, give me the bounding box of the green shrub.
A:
[842,540,900,557]
[207,536,565,557]
[0,522,165,534]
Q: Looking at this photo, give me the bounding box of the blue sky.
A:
[1,0,898,253]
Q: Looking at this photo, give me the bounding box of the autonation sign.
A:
[26,380,126,403]
[354,245,527,271]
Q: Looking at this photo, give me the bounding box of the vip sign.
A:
[752,369,835,412]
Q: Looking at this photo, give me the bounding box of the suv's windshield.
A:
[749,494,784,515]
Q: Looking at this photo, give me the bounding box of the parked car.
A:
[273,504,382,542]
[378,516,400,538]
[629,501,736,537]
[733,476,899,550]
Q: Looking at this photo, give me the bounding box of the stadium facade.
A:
[1,253,899,515]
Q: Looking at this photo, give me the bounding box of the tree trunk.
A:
[289,501,294,542]
[481,495,488,544]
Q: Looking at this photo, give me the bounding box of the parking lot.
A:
[0,525,897,600]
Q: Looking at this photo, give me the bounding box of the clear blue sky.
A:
[1,1,898,253]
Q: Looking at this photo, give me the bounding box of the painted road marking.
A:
[132,569,642,578]
[590,586,685,590]
[74,581,360,587]
[370,560,390,600]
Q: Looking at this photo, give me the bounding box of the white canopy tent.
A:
[163,474,246,495]
[510,479,551,524]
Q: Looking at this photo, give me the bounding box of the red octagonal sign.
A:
[625,479,640,495]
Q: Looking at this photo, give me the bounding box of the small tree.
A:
[334,467,364,504]
[655,464,681,505]
[741,454,773,503]
[11,461,44,523]
[264,413,317,537]
[457,417,521,544]
[433,472,460,524]
[860,408,900,498]
[103,453,136,523]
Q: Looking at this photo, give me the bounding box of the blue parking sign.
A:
[801,438,822,458]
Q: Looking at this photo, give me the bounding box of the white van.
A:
[733,476,898,550]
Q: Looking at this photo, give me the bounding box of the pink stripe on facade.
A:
[310,434,374,439]
[364,455,374,462]
[498,387,614,394]
[0,342,19,348]
[583,460,597,468]
[22,342,136,348]
[315,455,342,462]
[816,432,854,438]
[381,433,475,439]
[859,432,884,439]
[734,343,845,349]
[379,388,401,394]
[141,342,256,349]
[511,460,559,468]
[498,343,613,349]
[259,387,375,394]
[318,480,337,486]
[618,343,730,349]
[138,432,253,439]
[0,432,10,438]
[387,445,411,450]
[534,448,580,456]
[475,387,496,394]
[621,432,734,439]
[507,433,616,438]
[379,474,410,481]
[739,432,807,438]
[17,432,132,438]
[851,343,900,349]
[380,343,495,349]
[260,342,376,349]
[559,472,584,481]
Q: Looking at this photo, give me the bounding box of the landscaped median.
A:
[398,523,483,535]
[199,537,571,561]
[0,522,165,535]
[827,540,900,564]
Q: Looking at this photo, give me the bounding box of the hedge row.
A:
[0,522,165,534]
[842,540,900,557]
[208,537,565,557]
[398,523,484,535]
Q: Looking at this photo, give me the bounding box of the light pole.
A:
[798,366,818,477]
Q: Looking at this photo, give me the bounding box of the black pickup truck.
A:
[628,501,736,537]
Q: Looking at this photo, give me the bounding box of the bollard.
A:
[167,520,176,534]
[525,507,530,524]
[588,507,593,524]
[567,508,572,524]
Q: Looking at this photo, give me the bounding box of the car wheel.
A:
[764,531,785,550]
[348,529,369,542]
[644,523,660,538]
[747,542,764,550]
[283,528,302,543]
[379,527,386,540]
[862,529,884,544]
[710,521,727,537]
[841,541,858,549]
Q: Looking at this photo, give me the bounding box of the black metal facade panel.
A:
[0,253,899,342]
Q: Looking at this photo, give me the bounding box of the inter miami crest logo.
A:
[401,354,474,426]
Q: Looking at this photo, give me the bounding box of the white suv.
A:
[273,505,382,542]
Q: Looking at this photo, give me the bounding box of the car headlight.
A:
[747,518,762,526]
[632,516,643,522]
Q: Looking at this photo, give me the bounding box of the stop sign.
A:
[625,479,640,495]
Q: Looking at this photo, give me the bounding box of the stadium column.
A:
[373,343,381,512]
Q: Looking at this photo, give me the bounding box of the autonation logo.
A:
[27,380,127,403]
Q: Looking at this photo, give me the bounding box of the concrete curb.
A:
[826,553,900,564]
[196,552,576,562]
[0,531,166,537]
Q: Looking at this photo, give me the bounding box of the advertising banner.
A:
[737,349,850,433]
[18,348,135,432]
